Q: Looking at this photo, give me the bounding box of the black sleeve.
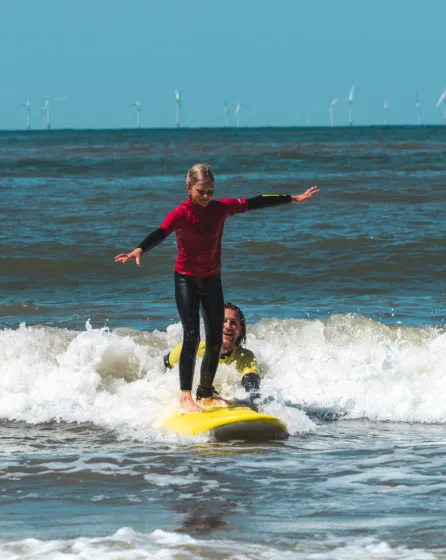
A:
[241,373,261,400]
[246,194,292,211]
[163,353,172,369]
[137,228,167,254]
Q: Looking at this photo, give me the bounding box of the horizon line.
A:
[1,124,445,133]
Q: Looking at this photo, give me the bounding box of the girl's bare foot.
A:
[200,397,227,409]
[179,391,201,412]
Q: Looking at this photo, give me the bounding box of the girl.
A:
[114,164,319,412]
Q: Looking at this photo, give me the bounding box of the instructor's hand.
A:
[291,186,319,203]
[114,248,143,266]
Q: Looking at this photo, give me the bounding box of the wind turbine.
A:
[384,100,389,125]
[21,100,31,130]
[42,97,65,130]
[436,90,446,124]
[129,100,141,128]
[416,93,421,125]
[42,99,49,129]
[234,103,242,127]
[224,100,229,127]
[174,90,182,128]
[346,84,355,126]
[329,98,338,127]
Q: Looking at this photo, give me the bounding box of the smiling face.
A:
[187,179,215,207]
[221,308,243,354]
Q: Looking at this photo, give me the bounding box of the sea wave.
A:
[0,315,444,436]
[0,527,437,560]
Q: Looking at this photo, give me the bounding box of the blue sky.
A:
[1,0,445,129]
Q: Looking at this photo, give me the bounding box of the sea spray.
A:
[1,316,444,439]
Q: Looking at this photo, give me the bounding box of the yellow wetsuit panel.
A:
[167,341,260,378]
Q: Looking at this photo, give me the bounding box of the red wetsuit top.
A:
[137,193,291,278]
[160,197,248,278]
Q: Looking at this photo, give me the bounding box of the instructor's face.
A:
[222,309,242,351]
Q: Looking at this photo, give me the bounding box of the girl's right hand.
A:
[114,248,143,266]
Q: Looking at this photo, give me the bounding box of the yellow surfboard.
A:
[163,406,288,442]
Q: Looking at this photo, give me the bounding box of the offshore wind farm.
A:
[9,85,446,130]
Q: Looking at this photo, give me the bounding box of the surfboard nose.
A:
[211,420,288,442]
[162,406,289,442]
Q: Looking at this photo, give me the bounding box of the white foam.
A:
[0,322,173,442]
[0,315,445,443]
[0,529,436,560]
[248,315,446,424]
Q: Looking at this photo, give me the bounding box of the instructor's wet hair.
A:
[186,164,215,186]
[224,302,246,347]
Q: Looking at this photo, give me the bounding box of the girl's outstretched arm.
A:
[114,228,168,266]
[114,206,181,265]
[246,186,319,211]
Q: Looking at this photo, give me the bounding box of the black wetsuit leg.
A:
[174,272,201,391]
[198,275,224,398]
[174,272,224,397]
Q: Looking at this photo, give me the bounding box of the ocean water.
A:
[0,127,445,559]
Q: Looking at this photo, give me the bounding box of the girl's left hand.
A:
[291,186,319,203]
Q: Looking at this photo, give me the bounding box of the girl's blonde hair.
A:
[186,164,214,186]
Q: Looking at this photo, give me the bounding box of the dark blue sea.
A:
[0,127,445,559]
